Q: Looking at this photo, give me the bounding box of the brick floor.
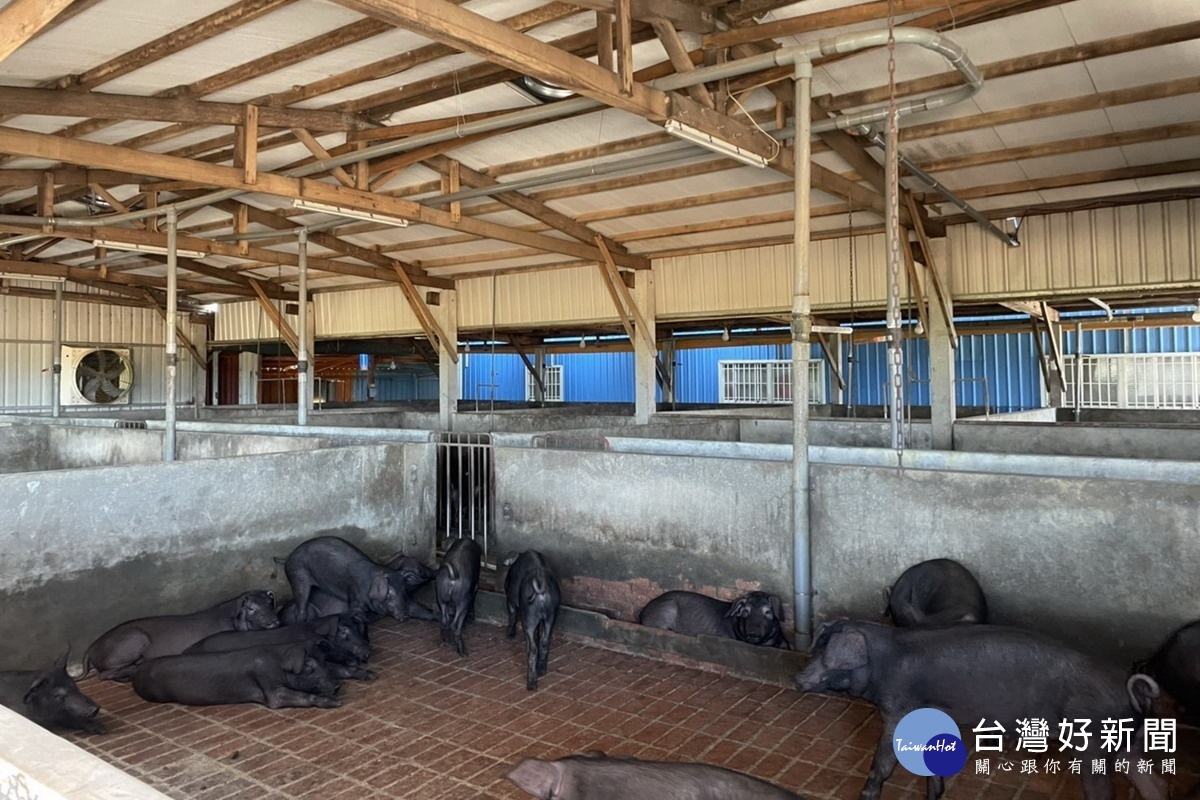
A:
[69,619,1196,799]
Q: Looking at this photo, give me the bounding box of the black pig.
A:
[884,559,987,627]
[507,753,801,799]
[132,644,341,708]
[1137,619,1200,724]
[0,650,104,735]
[282,536,423,623]
[185,614,374,680]
[505,550,561,690]
[436,537,481,657]
[84,590,279,681]
[795,620,1167,800]
[639,590,789,649]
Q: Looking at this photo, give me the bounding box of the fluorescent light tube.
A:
[0,273,66,283]
[664,119,768,169]
[92,240,206,258]
[292,199,409,227]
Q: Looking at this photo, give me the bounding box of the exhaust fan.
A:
[61,346,134,405]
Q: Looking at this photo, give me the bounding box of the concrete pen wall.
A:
[0,442,437,666]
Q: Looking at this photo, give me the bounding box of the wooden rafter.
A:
[249,278,301,355]
[0,0,79,64]
[141,290,206,365]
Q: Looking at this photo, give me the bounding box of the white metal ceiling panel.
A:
[992,109,1114,148]
[971,63,1098,113]
[1104,95,1200,132]
[1017,148,1128,180]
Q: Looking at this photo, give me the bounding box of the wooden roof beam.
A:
[330,0,776,162]
[0,86,368,131]
[0,0,78,64]
[557,0,713,33]
[0,125,647,269]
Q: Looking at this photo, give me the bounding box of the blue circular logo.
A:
[892,709,967,777]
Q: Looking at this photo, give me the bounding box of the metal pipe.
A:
[164,207,178,462]
[297,228,310,426]
[860,129,1018,247]
[1074,322,1084,422]
[791,61,814,650]
[51,283,62,418]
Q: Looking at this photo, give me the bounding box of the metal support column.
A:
[297,228,310,426]
[51,283,62,417]
[164,207,178,462]
[791,61,814,650]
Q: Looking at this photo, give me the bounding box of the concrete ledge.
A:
[472,590,808,687]
[0,706,171,799]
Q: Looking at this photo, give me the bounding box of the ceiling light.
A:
[292,199,409,228]
[721,327,731,342]
[92,240,206,258]
[1192,300,1200,324]
[664,119,768,169]
[579,336,587,349]
[511,76,576,103]
[0,273,66,283]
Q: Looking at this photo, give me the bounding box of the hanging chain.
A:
[885,0,905,459]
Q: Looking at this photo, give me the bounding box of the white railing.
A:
[718,359,825,404]
[1063,353,1200,409]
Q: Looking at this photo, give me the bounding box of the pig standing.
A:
[507,753,801,799]
[282,536,422,623]
[884,559,987,627]
[131,644,341,709]
[794,620,1167,800]
[84,590,279,681]
[0,650,104,735]
[638,590,789,649]
[436,537,481,657]
[504,550,561,690]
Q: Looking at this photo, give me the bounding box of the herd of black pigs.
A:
[2,538,1197,799]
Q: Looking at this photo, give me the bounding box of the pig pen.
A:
[2,416,1200,798]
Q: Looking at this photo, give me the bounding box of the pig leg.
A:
[325,664,377,681]
[289,571,316,622]
[524,619,540,691]
[536,608,556,678]
[262,687,341,709]
[405,598,438,621]
[860,720,902,800]
[506,600,518,639]
[96,629,151,682]
[925,775,945,800]
[451,605,470,657]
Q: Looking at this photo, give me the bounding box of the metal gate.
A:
[435,432,494,558]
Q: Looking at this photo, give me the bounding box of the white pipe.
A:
[164,208,178,462]
[297,228,310,426]
[791,61,814,649]
[51,283,62,418]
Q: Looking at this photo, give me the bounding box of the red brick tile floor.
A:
[71,619,1198,800]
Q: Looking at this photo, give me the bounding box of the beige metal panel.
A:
[656,235,890,318]
[458,267,618,329]
[314,287,423,338]
[950,199,1200,300]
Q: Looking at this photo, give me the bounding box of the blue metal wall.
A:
[357,315,1200,410]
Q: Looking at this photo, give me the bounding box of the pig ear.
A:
[770,595,783,621]
[52,647,71,673]
[824,630,869,670]
[726,597,750,619]
[23,676,48,704]
[880,586,892,616]
[506,758,564,799]
[281,647,306,673]
[368,574,391,603]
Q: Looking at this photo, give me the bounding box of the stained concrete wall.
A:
[810,458,1200,663]
[0,442,436,666]
[0,425,336,473]
[739,417,933,449]
[956,419,1200,460]
[494,446,791,626]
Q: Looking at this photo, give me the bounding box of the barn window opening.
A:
[1063,353,1200,409]
[526,364,563,402]
[719,359,826,404]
